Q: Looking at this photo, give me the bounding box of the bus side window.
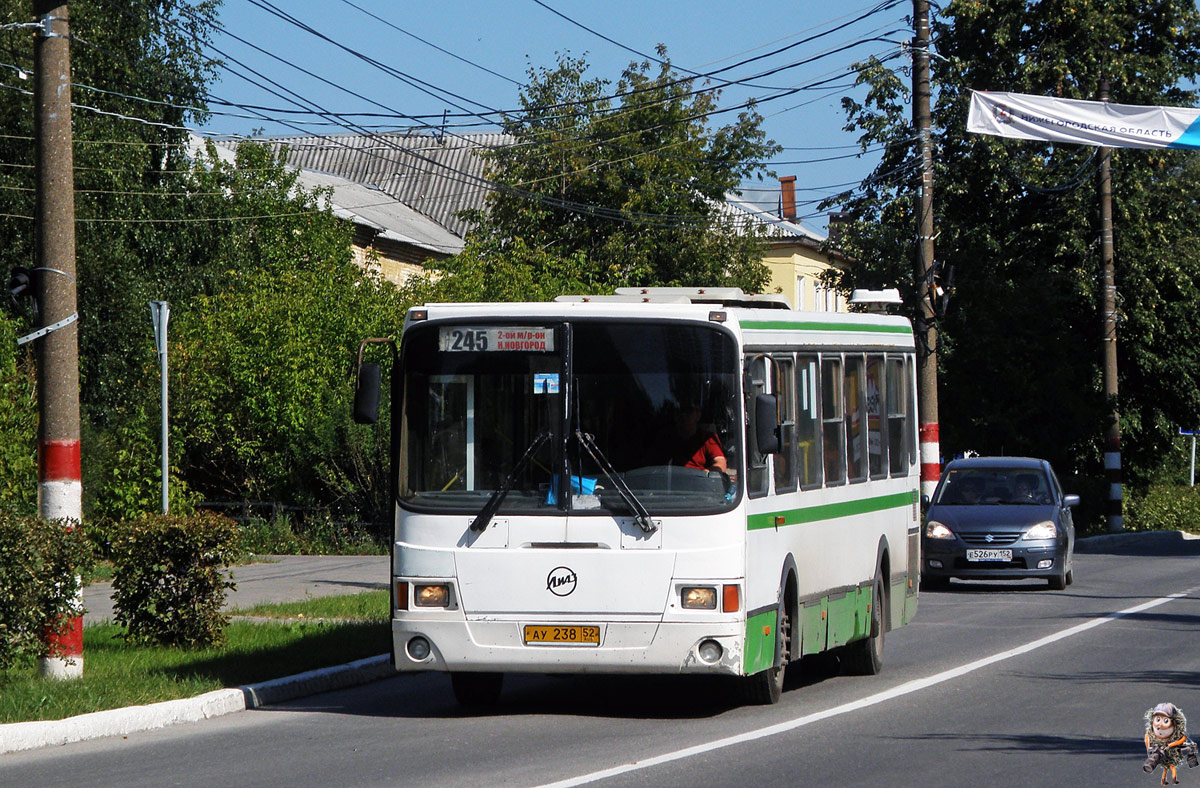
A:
[773,356,797,494]
[797,355,822,489]
[745,355,770,498]
[887,357,909,476]
[821,357,845,485]
[867,355,888,479]
[845,355,867,483]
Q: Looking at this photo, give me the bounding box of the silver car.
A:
[921,457,1079,590]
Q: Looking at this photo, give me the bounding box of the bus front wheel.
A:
[450,671,504,708]
[740,604,791,705]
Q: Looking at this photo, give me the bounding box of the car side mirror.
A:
[1062,493,1080,508]
[921,493,931,507]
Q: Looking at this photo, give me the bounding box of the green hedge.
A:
[0,516,94,673]
[109,512,239,649]
[1124,484,1200,534]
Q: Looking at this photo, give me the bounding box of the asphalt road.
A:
[4,536,1198,788]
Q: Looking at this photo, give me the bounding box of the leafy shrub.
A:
[235,512,385,557]
[0,515,94,672]
[1124,484,1200,534]
[109,512,239,648]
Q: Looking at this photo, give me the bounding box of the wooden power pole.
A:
[913,0,940,500]
[33,0,84,679]
[1097,79,1122,532]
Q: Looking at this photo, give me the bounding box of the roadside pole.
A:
[1098,79,1123,532]
[913,0,940,500]
[150,301,170,513]
[33,0,83,679]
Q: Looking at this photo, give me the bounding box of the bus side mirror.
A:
[353,362,382,425]
[754,393,780,455]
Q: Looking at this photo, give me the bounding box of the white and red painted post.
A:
[913,0,941,501]
[33,0,83,679]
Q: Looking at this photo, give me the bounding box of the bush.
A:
[0,515,94,672]
[1124,484,1200,534]
[109,512,239,649]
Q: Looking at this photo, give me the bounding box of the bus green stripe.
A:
[747,491,915,531]
[740,320,912,335]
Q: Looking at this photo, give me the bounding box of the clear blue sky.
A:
[202,0,916,231]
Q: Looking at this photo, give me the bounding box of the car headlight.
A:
[1024,521,1057,540]
[924,520,954,540]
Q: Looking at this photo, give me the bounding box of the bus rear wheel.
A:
[843,573,884,676]
[450,672,504,708]
[740,605,791,705]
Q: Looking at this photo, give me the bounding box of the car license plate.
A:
[523,625,600,646]
[966,549,1012,562]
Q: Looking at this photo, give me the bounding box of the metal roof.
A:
[295,169,464,256]
[209,131,514,238]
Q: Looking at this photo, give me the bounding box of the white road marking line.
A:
[531,588,1197,788]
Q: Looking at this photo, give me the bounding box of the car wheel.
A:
[921,575,950,591]
[1047,571,1067,591]
[1065,568,1074,586]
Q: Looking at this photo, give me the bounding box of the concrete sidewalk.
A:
[3,555,394,755]
[84,554,390,625]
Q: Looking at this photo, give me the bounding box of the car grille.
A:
[959,530,1023,546]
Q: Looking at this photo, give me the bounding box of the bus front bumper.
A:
[392,618,747,676]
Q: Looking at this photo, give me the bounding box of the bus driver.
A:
[659,401,727,473]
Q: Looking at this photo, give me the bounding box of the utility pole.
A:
[1098,79,1122,532]
[913,0,940,501]
[150,301,170,514]
[33,0,83,679]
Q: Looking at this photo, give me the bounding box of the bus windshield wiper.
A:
[470,431,551,533]
[574,430,657,534]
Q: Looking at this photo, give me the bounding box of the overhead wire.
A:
[8,0,915,232]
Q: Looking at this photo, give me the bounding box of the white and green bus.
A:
[354,288,920,705]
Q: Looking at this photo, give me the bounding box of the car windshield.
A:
[934,467,1052,505]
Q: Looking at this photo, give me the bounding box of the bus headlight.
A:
[681,587,717,609]
[414,584,451,607]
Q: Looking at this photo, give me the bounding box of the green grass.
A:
[0,593,391,725]
[233,589,389,621]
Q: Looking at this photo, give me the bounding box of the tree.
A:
[426,50,780,300]
[166,142,408,517]
[825,0,1200,494]
[2,3,408,522]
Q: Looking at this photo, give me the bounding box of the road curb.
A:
[1075,529,1200,552]
[0,653,392,756]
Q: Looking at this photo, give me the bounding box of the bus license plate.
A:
[523,625,600,646]
[966,549,1012,562]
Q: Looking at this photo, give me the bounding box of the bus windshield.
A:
[400,320,740,515]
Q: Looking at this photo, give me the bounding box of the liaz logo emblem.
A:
[546,566,577,597]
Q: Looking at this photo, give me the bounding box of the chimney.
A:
[827,211,850,245]
[779,176,797,221]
